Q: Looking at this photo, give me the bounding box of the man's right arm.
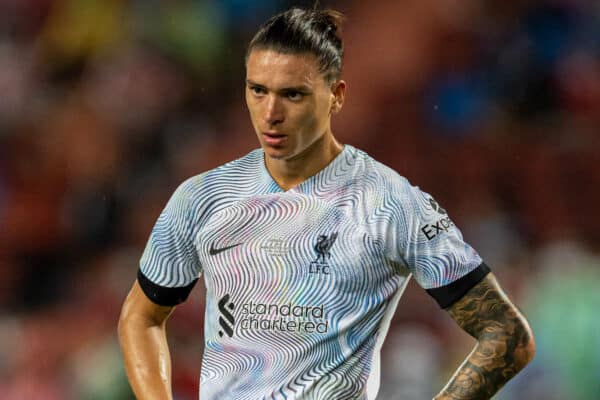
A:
[118,280,175,399]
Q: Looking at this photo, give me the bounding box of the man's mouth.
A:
[263,131,286,137]
[262,132,287,146]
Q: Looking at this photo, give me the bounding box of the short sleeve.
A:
[385,182,488,308]
[138,178,202,306]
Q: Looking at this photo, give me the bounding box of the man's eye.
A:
[250,86,265,95]
[286,91,303,101]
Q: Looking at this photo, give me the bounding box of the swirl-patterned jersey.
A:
[139,145,482,400]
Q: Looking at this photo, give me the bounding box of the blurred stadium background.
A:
[0,0,598,399]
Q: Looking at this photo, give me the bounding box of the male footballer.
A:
[118,7,535,399]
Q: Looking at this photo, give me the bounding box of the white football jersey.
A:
[139,145,485,400]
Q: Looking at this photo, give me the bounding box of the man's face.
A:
[245,49,343,161]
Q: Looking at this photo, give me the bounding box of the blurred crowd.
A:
[0,0,598,399]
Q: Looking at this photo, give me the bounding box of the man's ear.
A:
[330,80,346,114]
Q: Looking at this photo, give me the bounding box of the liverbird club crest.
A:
[309,232,338,275]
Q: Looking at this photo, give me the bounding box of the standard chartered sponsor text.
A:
[240,301,329,333]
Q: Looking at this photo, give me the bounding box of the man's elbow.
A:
[117,304,132,345]
[117,297,143,345]
[513,318,536,372]
[521,328,536,368]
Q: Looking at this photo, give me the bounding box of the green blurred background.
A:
[0,0,598,398]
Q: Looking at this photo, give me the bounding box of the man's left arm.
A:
[434,272,536,400]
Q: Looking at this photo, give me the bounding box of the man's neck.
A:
[265,134,343,191]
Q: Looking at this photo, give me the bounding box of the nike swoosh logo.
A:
[209,242,243,256]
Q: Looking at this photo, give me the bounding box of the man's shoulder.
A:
[205,148,263,179]
[349,145,412,192]
[180,148,262,189]
[171,149,263,205]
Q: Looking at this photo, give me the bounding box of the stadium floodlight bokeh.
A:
[0,0,598,399]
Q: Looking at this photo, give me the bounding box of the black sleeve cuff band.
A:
[426,262,491,309]
[137,269,198,306]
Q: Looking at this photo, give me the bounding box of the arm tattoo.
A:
[437,273,535,399]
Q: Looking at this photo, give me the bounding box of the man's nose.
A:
[264,95,284,126]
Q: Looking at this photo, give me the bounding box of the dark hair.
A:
[246,7,345,83]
